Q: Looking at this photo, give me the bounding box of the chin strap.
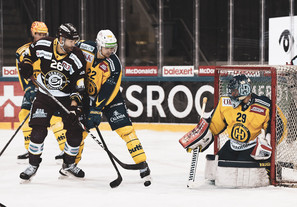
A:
[58,37,67,53]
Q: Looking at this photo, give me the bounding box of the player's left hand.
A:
[86,107,102,130]
[67,105,82,125]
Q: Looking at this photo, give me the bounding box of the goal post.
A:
[213,65,297,186]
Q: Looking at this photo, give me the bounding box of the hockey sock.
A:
[50,115,66,151]
[63,141,79,164]
[115,126,146,164]
[28,141,44,166]
[19,109,32,150]
[75,131,87,164]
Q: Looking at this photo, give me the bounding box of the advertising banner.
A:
[125,66,158,76]
[2,66,18,77]
[162,66,194,77]
[121,78,214,123]
[269,16,297,65]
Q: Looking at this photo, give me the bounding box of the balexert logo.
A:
[162,66,194,77]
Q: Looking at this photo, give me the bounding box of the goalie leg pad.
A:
[204,154,218,181]
[19,109,32,150]
[215,160,270,188]
[115,126,147,164]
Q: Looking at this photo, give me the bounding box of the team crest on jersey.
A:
[86,79,98,96]
[231,123,251,143]
[222,97,232,106]
[250,105,266,116]
[43,71,67,90]
[99,61,109,72]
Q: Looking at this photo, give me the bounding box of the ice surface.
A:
[1,129,297,207]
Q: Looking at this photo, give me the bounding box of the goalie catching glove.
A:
[179,118,214,152]
[250,133,272,160]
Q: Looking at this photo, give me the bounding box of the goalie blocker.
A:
[179,118,214,152]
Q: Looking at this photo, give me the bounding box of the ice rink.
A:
[1,128,297,207]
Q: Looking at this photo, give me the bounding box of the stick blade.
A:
[110,175,123,188]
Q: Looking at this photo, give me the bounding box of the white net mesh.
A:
[215,65,297,185]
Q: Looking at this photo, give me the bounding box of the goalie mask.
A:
[96,29,118,56]
[227,74,251,108]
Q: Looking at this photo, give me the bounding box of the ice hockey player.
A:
[77,29,151,186]
[18,23,86,181]
[180,74,272,187]
[16,21,70,162]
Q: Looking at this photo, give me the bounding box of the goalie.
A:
[180,74,272,187]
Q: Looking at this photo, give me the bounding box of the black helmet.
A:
[227,74,252,108]
[57,23,80,40]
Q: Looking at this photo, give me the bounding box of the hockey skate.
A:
[17,152,29,159]
[140,161,151,186]
[20,164,39,182]
[59,163,85,178]
[55,151,64,160]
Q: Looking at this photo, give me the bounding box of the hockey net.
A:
[214,65,297,186]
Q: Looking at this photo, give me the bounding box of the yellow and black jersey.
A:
[16,42,41,90]
[23,36,86,99]
[210,93,271,143]
[77,40,122,110]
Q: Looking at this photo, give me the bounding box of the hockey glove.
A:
[67,105,83,126]
[86,107,102,130]
[19,61,33,79]
[179,118,214,152]
[21,83,37,109]
[250,133,272,160]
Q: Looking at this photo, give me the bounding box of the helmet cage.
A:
[227,75,251,108]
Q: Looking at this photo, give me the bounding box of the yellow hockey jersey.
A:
[77,40,122,110]
[210,94,271,143]
[16,42,41,90]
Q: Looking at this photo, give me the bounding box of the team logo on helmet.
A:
[227,74,251,108]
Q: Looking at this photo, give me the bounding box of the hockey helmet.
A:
[96,29,118,54]
[227,74,252,108]
[31,21,48,34]
[57,23,80,41]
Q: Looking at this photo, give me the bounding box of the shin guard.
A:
[115,126,146,164]
[19,109,32,150]
[50,116,66,151]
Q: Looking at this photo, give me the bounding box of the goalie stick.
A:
[0,112,30,157]
[187,97,208,188]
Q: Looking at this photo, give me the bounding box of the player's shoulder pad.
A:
[253,93,271,108]
[16,42,31,55]
[70,47,86,69]
[106,54,122,72]
[34,36,54,48]
[77,40,96,53]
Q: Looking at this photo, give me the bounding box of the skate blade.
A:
[58,170,85,180]
[20,178,32,184]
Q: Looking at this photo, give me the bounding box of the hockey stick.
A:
[95,127,122,188]
[0,112,30,157]
[31,78,145,170]
[187,97,208,188]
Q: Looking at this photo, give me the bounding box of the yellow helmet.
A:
[31,21,48,34]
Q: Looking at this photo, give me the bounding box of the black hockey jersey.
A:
[23,36,86,100]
